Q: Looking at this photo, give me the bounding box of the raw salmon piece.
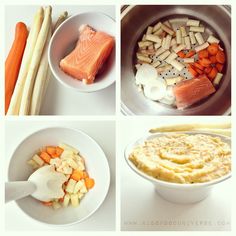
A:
[173,75,216,109]
[60,24,115,84]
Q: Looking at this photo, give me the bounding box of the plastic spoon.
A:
[5,165,67,203]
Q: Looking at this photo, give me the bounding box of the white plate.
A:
[8,127,110,225]
[49,12,116,93]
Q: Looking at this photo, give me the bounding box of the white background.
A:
[120,116,231,231]
[1,0,236,235]
[5,119,116,231]
[5,5,116,115]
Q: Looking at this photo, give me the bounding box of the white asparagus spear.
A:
[183,58,194,63]
[146,34,162,43]
[165,52,178,64]
[19,6,52,115]
[34,11,67,114]
[146,26,153,34]
[184,36,191,50]
[169,59,185,71]
[186,19,200,27]
[138,41,153,48]
[7,7,44,115]
[207,35,220,44]
[163,34,172,49]
[213,73,223,86]
[180,26,187,37]
[190,26,205,33]
[153,22,162,32]
[173,44,186,53]
[158,50,171,61]
[176,29,182,44]
[53,11,68,32]
[189,32,196,45]
[30,25,52,115]
[149,122,231,133]
[161,23,174,35]
[195,42,209,52]
[195,32,205,45]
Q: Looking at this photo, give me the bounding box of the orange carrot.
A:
[193,62,204,71]
[199,58,211,67]
[187,65,198,77]
[207,44,219,56]
[42,201,53,206]
[194,68,203,75]
[56,146,64,156]
[209,56,217,64]
[71,169,84,181]
[216,63,224,72]
[216,50,226,64]
[204,66,212,74]
[185,50,195,58]
[177,51,186,58]
[85,178,95,189]
[198,49,208,59]
[83,171,89,179]
[207,67,218,80]
[40,151,51,164]
[46,146,56,156]
[5,22,28,114]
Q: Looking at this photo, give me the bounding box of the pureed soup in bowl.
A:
[126,132,231,203]
[129,133,231,184]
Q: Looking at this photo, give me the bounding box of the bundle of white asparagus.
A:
[7,7,68,115]
[149,122,231,137]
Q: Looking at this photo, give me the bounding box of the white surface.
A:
[5,5,116,115]
[120,116,231,231]
[49,12,116,92]
[5,120,115,230]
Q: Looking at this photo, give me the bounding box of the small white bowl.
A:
[8,127,110,226]
[48,12,116,92]
[125,132,231,204]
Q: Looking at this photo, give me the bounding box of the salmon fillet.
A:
[174,75,216,109]
[60,24,115,84]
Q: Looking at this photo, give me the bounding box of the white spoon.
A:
[5,165,67,203]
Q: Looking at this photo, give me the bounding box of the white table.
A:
[5,120,115,230]
[120,117,231,231]
[5,5,116,115]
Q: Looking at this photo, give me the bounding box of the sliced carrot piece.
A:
[216,63,224,72]
[71,169,84,181]
[204,66,212,74]
[199,58,211,67]
[207,44,219,56]
[195,68,203,75]
[83,171,89,179]
[56,146,64,156]
[207,67,218,80]
[85,178,95,189]
[209,56,217,64]
[40,151,51,164]
[193,62,204,70]
[187,65,198,77]
[42,201,53,206]
[198,49,208,59]
[46,146,56,155]
[216,50,226,64]
[185,50,195,58]
[177,51,186,58]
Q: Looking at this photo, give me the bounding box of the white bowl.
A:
[48,12,116,92]
[125,132,231,204]
[8,127,110,226]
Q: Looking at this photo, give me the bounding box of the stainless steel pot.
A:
[121,5,231,115]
